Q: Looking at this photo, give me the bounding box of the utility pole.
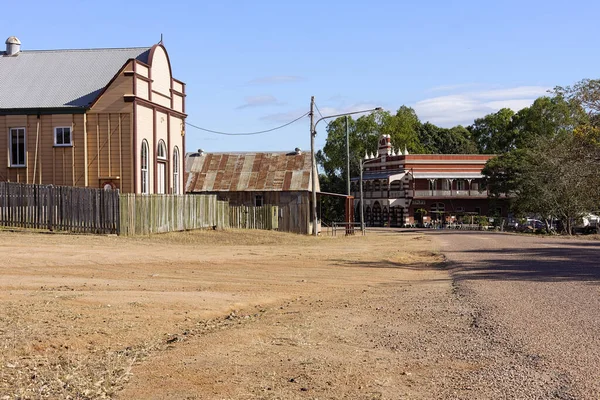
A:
[346,115,350,196]
[310,96,318,236]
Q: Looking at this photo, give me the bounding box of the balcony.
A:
[413,190,489,198]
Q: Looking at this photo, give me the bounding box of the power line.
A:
[186,112,309,136]
[314,102,333,130]
[314,102,325,119]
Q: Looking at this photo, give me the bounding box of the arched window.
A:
[157,140,167,194]
[141,140,149,194]
[373,201,382,226]
[173,146,180,195]
[157,140,167,160]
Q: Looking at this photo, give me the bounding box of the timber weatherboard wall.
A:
[0,43,185,195]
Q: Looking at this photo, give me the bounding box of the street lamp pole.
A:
[309,99,381,236]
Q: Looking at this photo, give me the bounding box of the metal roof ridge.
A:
[17,46,152,53]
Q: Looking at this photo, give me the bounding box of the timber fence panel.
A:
[118,194,227,236]
[0,182,119,234]
[228,205,278,230]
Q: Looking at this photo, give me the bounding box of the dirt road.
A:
[429,230,600,399]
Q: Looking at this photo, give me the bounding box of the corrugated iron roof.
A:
[0,47,150,109]
[185,152,319,192]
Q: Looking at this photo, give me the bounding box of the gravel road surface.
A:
[427,230,600,399]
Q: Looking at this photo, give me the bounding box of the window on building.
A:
[475,207,481,215]
[9,128,26,167]
[441,179,450,190]
[456,180,465,190]
[428,180,436,191]
[141,140,149,194]
[173,146,180,195]
[157,140,167,160]
[54,127,72,146]
[156,140,167,194]
[374,180,381,191]
[472,182,480,192]
[255,194,263,207]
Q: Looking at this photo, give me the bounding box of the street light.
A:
[310,98,381,236]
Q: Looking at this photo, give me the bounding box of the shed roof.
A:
[185,152,319,193]
[0,47,150,109]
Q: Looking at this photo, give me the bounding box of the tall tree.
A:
[483,91,600,233]
[469,108,516,154]
[317,107,423,179]
[511,96,588,148]
[418,123,477,154]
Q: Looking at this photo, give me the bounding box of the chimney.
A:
[5,36,21,56]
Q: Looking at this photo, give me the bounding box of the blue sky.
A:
[6,0,600,153]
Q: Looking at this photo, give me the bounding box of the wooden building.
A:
[185,149,319,234]
[351,134,507,226]
[0,36,185,194]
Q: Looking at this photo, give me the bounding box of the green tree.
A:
[317,107,423,179]
[483,91,600,234]
[418,123,477,154]
[511,96,588,148]
[469,108,516,154]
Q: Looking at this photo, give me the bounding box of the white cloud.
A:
[236,95,281,109]
[413,85,551,127]
[248,75,304,85]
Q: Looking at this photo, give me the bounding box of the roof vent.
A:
[294,147,302,155]
[5,36,21,56]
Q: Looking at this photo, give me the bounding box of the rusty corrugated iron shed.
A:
[185,151,319,193]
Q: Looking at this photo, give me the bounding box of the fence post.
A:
[47,185,54,231]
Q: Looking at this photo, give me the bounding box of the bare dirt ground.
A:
[3,229,597,399]
[1,228,479,400]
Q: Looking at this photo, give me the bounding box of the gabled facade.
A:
[0,36,186,194]
[352,134,507,226]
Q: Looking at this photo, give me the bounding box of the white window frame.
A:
[9,127,26,167]
[54,126,72,147]
[141,140,149,194]
[173,146,180,195]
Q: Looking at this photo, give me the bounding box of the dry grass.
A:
[130,228,326,246]
[0,228,440,399]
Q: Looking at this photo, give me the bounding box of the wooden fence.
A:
[0,183,297,236]
[0,182,119,234]
[119,194,229,236]
[229,205,278,230]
